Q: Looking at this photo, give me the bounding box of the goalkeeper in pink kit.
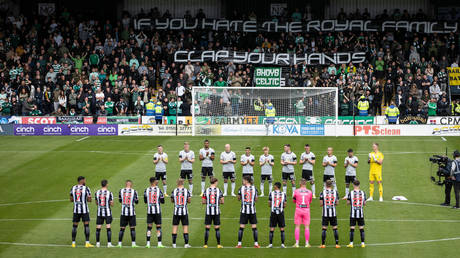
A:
[292,178,313,248]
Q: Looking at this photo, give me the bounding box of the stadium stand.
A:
[0,5,459,119]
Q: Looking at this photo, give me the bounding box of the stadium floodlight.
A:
[191,87,338,136]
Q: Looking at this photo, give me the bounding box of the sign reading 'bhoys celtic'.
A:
[255,67,284,87]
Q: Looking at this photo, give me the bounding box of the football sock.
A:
[350,228,355,243]
[215,228,221,245]
[252,228,258,243]
[84,224,90,241]
[224,183,228,194]
[157,226,162,242]
[360,229,365,243]
[163,185,167,194]
[201,181,206,193]
[184,233,189,244]
[280,230,285,244]
[238,227,244,242]
[305,227,310,242]
[204,228,210,245]
[189,184,193,194]
[378,183,383,197]
[72,225,77,241]
[96,228,101,243]
[231,182,235,194]
[295,227,300,242]
[107,228,112,243]
[283,186,287,193]
[269,230,274,244]
[172,233,177,244]
[311,184,315,195]
[146,226,152,242]
[333,229,339,244]
[369,183,374,197]
[130,228,136,242]
[321,229,327,245]
[118,228,125,242]
[345,187,349,198]
[260,183,264,194]
[268,182,273,193]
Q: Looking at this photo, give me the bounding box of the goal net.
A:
[191,87,338,136]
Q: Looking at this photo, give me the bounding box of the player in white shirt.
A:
[259,146,274,197]
[153,145,169,196]
[343,148,358,199]
[299,144,316,198]
[240,147,255,180]
[199,139,215,195]
[220,144,237,196]
[280,144,297,195]
[179,142,195,196]
[322,147,338,191]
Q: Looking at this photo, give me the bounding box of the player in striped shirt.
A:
[343,148,359,200]
[199,139,215,195]
[267,182,286,248]
[202,177,224,248]
[299,144,316,198]
[153,145,169,196]
[236,176,259,248]
[70,176,93,248]
[281,144,297,196]
[346,180,366,248]
[220,144,237,196]
[292,179,313,248]
[259,146,274,197]
[240,147,255,180]
[319,180,340,248]
[95,179,114,248]
[171,179,192,248]
[179,142,195,196]
[117,180,139,248]
[144,177,165,248]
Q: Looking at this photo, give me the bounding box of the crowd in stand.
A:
[0,6,459,118]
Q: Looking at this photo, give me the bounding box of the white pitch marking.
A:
[0,199,68,207]
[75,136,89,142]
[441,137,447,141]
[1,236,460,248]
[1,217,460,223]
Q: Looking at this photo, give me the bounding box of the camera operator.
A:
[449,150,460,209]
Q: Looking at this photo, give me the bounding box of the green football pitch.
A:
[0,136,459,258]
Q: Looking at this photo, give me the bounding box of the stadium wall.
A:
[2,116,460,136]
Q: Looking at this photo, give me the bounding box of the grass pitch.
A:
[0,135,459,258]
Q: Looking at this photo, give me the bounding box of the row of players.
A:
[70,176,366,249]
[154,140,383,202]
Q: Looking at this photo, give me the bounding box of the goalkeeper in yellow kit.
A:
[367,143,384,202]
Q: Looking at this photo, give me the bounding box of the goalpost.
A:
[191,87,339,136]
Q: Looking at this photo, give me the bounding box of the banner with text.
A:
[255,67,284,87]
[13,124,118,136]
[448,67,460,95]
[174,50,366,65]
[135,18,457,34]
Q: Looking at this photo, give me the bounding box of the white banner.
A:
[118,124,191,136]
[427,116,460,125]
[221,125,267,136]
[353,125,460,136]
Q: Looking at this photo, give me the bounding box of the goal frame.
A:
[191,86,339,136]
